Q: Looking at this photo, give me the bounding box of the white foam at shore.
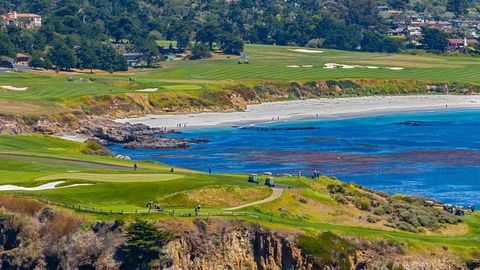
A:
[0,181,92,191]
[116,95,480,130]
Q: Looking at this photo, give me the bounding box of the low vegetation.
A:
[327,183,461,232]
[298,232,356,270]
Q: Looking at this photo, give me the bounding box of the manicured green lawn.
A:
[1,44,480,108]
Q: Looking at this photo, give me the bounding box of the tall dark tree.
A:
[219,34,244,55]
[47,41,77,70]
[422,27,449,51]
[119,220,172,270]
[77,41,99,72]
[0,31,16,58]
[190,43,211,60]
[447,0,470,17]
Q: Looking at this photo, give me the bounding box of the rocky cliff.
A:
[0,197,474,270]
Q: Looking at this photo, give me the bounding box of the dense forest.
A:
[0,0,478,70]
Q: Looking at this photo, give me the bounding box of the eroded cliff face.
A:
[0,196,476,270]
[161,222,311,270]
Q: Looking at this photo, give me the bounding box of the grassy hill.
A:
[0,134,479,258]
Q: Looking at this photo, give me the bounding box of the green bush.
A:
[298,232,356,270]
[358,198,371,211]
[367,215,380,223]
[334,194,348,204]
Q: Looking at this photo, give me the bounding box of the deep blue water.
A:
[109,109,480,205]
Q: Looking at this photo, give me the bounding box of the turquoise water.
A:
[110,109,480,205]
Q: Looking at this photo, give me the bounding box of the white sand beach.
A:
[116,95,480,130]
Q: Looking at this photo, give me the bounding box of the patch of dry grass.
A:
[0,195,43,216]
[158,186,272,208]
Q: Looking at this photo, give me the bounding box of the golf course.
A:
[1,43,480,267]
[0,134,479,256]
[1,44,480,106]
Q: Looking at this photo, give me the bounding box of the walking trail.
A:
[223,187,284,211]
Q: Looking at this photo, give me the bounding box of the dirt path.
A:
[223,187,284,211]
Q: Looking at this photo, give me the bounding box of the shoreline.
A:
[116,95,480,130]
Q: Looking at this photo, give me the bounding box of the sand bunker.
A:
[324,63,404,70]
[0,181,92,191]
[287,65,314,68]
[290,49,323,53]
[1,85,28,91]
[324,63,357,69]
[135,88,158,92]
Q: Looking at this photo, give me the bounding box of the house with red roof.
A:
[1,11,42,28]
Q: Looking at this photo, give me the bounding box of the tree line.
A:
[0,0,478,70]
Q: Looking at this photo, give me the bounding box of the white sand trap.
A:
[302,65,314,68]
[341,65,354,69]
[0,181,92,191]
[290,49,323,53]
[388,67,404,70]
[287,65,300,68]
[1,85,28,91]
[324,63,338,69]
[135,88,158,92]
[367,66,379,69]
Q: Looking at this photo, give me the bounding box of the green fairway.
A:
[1,44,480,109]
[36,173,185,182]
[143,44,480,83]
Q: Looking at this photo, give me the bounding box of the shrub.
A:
[367,215,380,223]
[373,206,385,216]
[43,211,84,240]
[81,141,113,156]
[279,208,290,218]
[395,221,418,233]
[358,198,371,211]
[38,207,55,222]
[327,184,347,194]
[334,194,348,204]
[298,232,356,270]
[399,210,420,227]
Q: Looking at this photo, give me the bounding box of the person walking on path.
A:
[134,163,137,171]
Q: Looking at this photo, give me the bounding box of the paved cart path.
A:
[223,187,284,211]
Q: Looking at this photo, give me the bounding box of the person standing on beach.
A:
[208,167,212,174]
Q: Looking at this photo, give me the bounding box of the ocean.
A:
[109,109,480,205]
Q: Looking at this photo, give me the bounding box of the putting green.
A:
[36,173,185,182]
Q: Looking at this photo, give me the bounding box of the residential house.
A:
[1,11,42,28]
[122,53,144,66]
[447,38,479,52]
